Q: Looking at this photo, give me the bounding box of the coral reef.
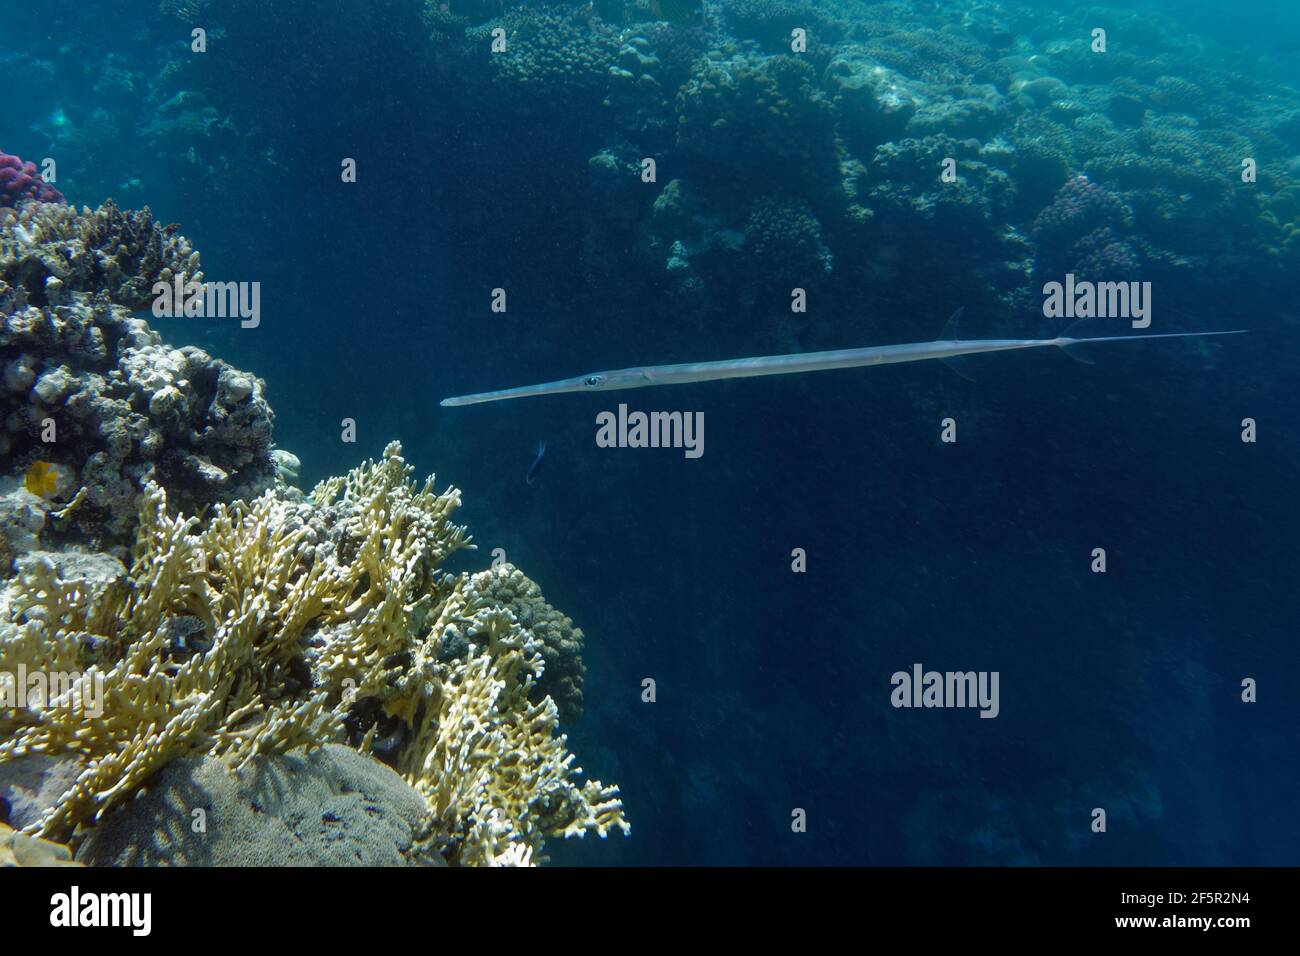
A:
[723,0,845,56]
[0,152,64,208]
[460,563,586,723]
[1030,174,1140,280]
[7,0,1291,866]
[743,195,833,286]
[867,134,1016,231]
[477,5,621,104]
[635,20,709,93]
[0,443,626,865]
[9,0,1288,344]
[1,201,277,543]
[676,51,841,192]
[855,22,999,86]
[823,52,919,158]
[641,177,747,307]
[0,181,625,865]
[1,199,201,309]
[0,188,624,863]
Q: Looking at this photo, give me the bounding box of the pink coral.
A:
[0,150,66,207]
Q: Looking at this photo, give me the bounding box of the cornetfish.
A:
[440,328,1246,407]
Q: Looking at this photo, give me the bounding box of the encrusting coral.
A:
[0,443,627,865]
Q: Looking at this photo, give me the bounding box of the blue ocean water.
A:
[3,0,1297,865]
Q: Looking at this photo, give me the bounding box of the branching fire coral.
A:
[0,442,627,865]
[461,562,587,723]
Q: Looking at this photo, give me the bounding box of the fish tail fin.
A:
[938,307,978,381]
[1058,318,1100,364]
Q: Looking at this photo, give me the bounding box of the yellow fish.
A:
[648,0,704,26]
[24,460,59,498]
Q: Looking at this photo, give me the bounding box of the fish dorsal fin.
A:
[940,307,966,341]
[938,307,977,381]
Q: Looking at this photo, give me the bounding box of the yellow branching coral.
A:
[0,442,628,865]
[395,591,627,865]
[0,487,345,839]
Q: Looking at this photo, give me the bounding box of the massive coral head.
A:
[0,151,65,208]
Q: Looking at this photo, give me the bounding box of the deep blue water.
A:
[3,0,1297,864]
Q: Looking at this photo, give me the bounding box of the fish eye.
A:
[584,375,604,388]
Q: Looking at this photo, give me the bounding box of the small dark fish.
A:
[371,721,409,759]
[525,440,546,486]
[161,615,210,662]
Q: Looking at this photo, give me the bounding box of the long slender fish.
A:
[440,329,1246,407]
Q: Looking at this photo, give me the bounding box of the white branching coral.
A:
[0,442,628,864]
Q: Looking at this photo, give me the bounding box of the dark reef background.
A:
[2,0,1297,864]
